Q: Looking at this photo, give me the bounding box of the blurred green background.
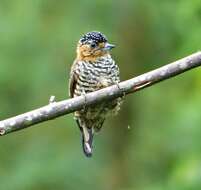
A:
[0,0,201,190]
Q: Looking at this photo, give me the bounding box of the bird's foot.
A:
[81,92,87,110]
[115,82,126,100]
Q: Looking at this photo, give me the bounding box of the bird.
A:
[69,31,121,157]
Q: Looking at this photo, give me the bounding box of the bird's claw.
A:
[81,92,87,110]
[115,82,126,99]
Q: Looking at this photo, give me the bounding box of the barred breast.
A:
[70,54,121,121]
[74,54,120,96]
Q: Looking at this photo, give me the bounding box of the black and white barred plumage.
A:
[73,55,120,95]
[69,31,121,157]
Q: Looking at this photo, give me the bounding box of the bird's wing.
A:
[69,61,78,98]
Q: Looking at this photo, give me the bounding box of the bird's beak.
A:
[103,42,115,51]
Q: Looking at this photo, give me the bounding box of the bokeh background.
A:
[0,0,201,189]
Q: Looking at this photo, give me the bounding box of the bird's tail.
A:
[81,126,93,157]
[76,119,94,157]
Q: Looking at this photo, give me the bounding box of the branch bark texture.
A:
[0,52,201,135]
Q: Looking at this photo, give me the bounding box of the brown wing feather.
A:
[69,60,78,98]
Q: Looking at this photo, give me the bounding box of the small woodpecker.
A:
[69,31,121,157]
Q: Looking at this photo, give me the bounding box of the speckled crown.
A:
[79,31,108,44]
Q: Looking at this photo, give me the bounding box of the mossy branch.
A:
[0,52,201,135]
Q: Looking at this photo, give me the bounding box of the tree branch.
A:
[0,52,201,135]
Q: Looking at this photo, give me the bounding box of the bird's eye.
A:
[90,42,96,48]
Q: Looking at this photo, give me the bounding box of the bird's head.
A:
[76,31,115,61]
